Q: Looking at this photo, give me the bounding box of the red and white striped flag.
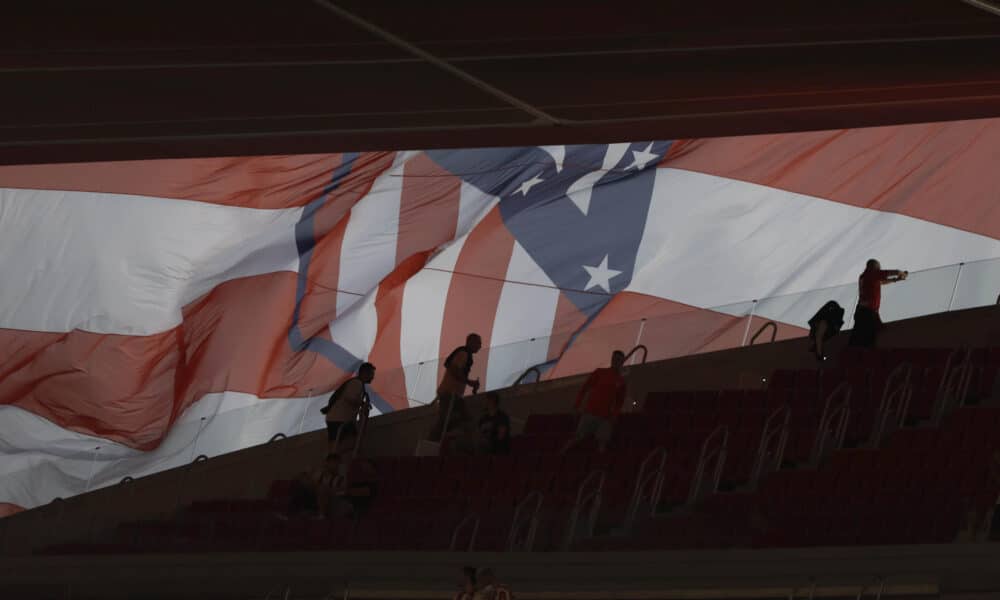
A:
[2,118,1000,514]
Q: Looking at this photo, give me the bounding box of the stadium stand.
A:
[2,305,1000,600]
[23,338,1000,556]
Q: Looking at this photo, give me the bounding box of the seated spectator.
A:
[284,453,343,519]
[327,457,379,520]
[561,350,627,454]
[807,300,844,361]
[478,393,511,455]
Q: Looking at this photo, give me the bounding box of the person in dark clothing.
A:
[807,300,845,361]
[848,259,907,348]
[284,453,342,519]
[478,393,511,455]
[325,457,379,520]
[562,350,627,454]
[321,362,375,456]
[430,333,482,443]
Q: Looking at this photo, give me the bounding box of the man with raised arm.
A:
[848,259,908,348]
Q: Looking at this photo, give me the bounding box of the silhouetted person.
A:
[478,392,511,455]
[284,453,343,519]
[807,300,845,361]
[321,362,375,456]
[430,334,482,445]
[562,350,627,454]
[326,457,379,520]
[848,259,907,348]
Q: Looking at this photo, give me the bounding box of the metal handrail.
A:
[935,346,961,408]
[855,576,886,600]
[687,426,729,505]
[329,396,372,459]
[749,321,778,346]
[624,447,667,529]
[562,470,606,550]
[932,347,971,424]
[810,382,851,464]
[436,393,457,444]
[937,347,969,396]
[624,344,648,365]
[352,398,372,461]
[869,363,913,447]
[513,366,542,387]
[751,404,791,486]
[514,344,647,388]
[870,383,912,448]
[263,585,293,600]
[449,512,480,552]
[507,490,544,551]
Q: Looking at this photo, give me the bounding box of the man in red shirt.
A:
[562,350,627,454]
[848,259,908,347]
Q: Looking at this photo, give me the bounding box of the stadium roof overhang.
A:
[2,0,1000,165]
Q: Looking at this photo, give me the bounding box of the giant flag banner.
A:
[2,118,1000,515]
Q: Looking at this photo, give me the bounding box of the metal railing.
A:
[354,399,372,460]
[688,426,729,505]
[263,585,294,600]
[507,491,544,551]
[751,404,790,486]
[515,343,649,389]
[624,447,668,529]
[624,344,648,365]
[933,348,973,424]
[172,453,211,514]
[811,382,851,465]
[750,321,778,346]
[450,512,480,552]
[249,431,295,498]
[561,470,605,550]
[869,363,912,447]
[856,576,886,600]
[416,393,457,456]
[330,398,372,461]
[513,366,542,387]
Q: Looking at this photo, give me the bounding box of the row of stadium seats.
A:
[40,346,1000,555]
[582,405,1000,550]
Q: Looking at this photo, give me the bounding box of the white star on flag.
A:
[515,173,545,196]
[582,254,622,293]
[625,142,658,170]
